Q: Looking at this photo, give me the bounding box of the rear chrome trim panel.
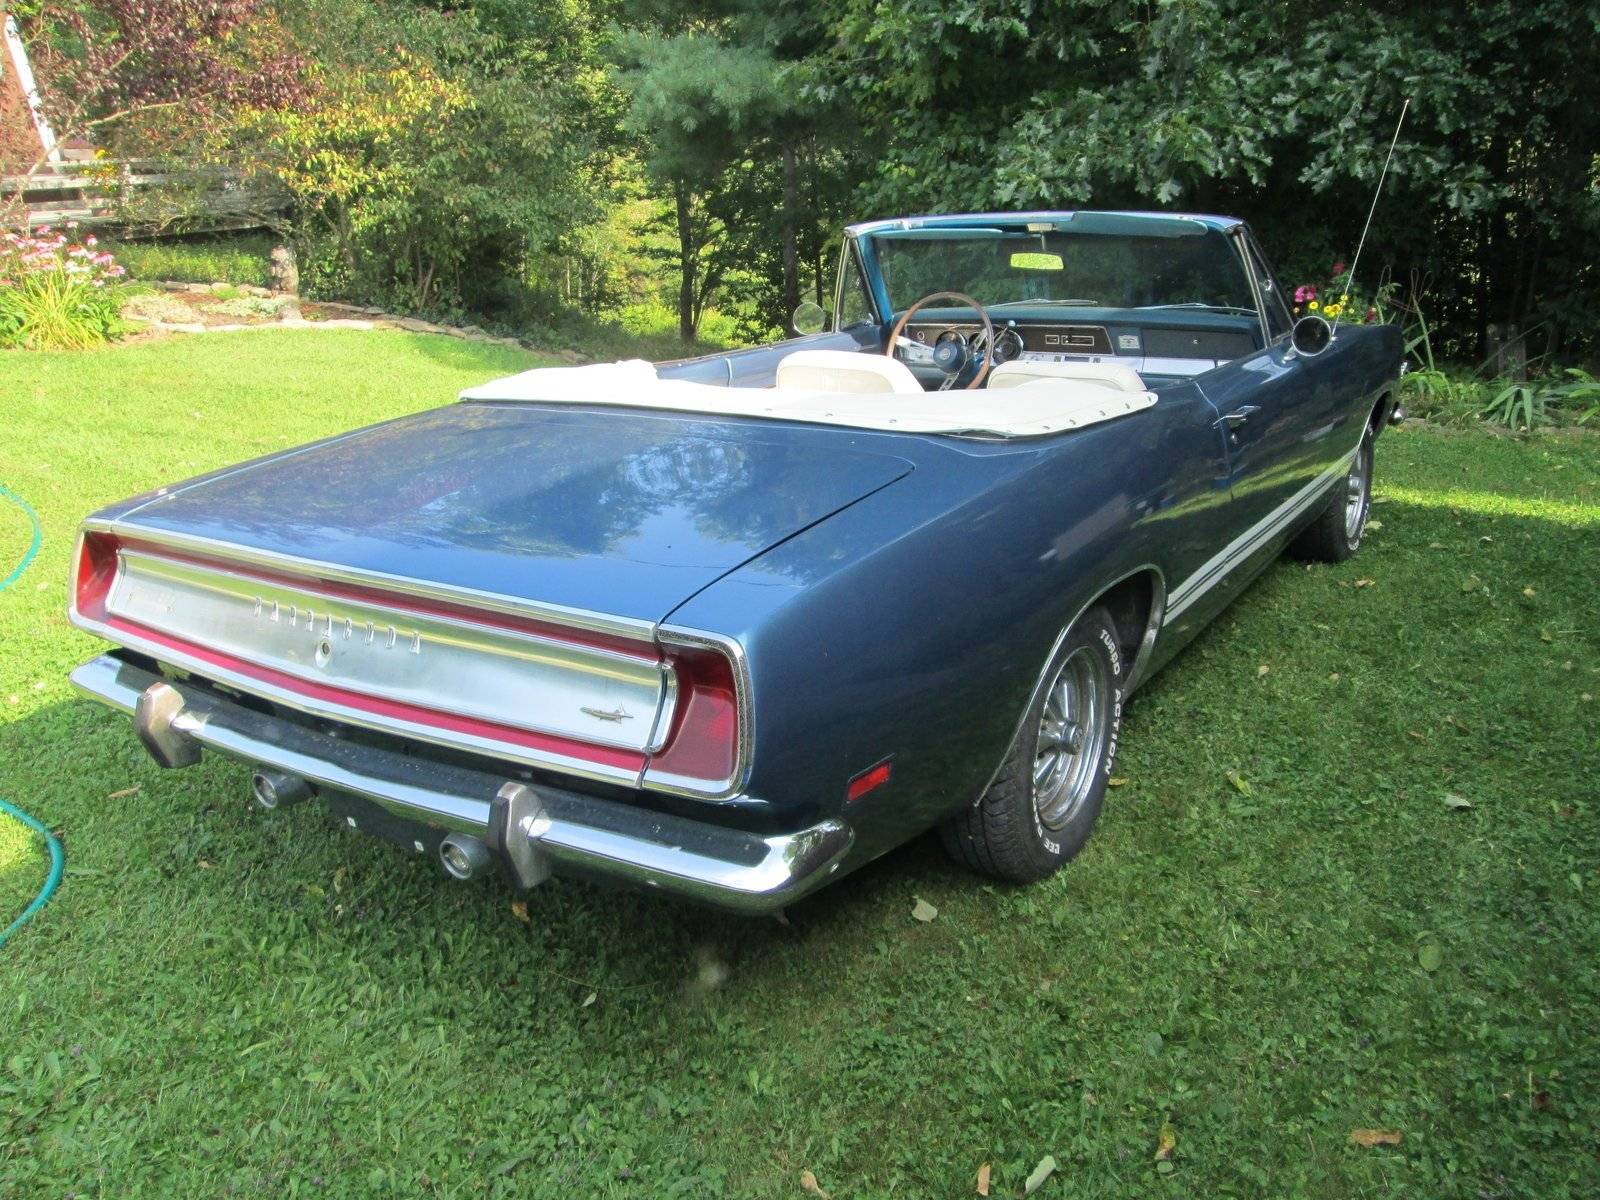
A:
[70,654,850,913]
[106,548,675,755]
[71,520,753,799]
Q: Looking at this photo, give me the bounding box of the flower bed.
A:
[0,225,127,350]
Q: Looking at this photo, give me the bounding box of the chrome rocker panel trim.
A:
[70,653,853,914]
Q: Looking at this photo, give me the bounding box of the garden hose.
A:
[0,482,63,948]
[0,482,41,591]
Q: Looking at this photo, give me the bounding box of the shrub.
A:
[0,227,127,350]
[104,235,275,287]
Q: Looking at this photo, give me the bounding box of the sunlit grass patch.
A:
[1379,484,1600,527]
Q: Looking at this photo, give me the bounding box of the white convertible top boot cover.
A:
[461,357,1156,438]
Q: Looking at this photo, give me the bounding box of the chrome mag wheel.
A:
[1033,646,1112,830]
[1344,439,1373,543]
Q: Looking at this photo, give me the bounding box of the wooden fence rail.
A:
[1,158,286,235]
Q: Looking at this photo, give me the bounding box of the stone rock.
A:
[184,283,211,294]
[269,244,300,296]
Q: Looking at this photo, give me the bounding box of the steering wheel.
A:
[886,291,996,391]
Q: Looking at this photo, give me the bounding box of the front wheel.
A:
[1288,428,1373,563]
[940,607,1124,882]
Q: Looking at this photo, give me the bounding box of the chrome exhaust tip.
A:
[251,770,312,811]
[439,833,492,881]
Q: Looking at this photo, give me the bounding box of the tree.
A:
[15,0,306,166]
[615,1,862,341]
[816,0,1600,359]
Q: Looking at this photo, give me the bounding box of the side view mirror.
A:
[1291,314,1333,357]
[792,301,828,336]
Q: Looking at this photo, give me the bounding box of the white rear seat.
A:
[987,359,1148,393]
[775,349,924,395]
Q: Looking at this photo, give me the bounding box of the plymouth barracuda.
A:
[68,210,1403,913]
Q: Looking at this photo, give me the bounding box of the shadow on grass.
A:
[0,689,973,1000]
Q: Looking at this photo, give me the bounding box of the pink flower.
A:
[1332,261,1346,276]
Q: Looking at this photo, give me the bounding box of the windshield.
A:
[869,223,1257,314]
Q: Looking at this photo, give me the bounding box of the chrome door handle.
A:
[1216,405,1261,429]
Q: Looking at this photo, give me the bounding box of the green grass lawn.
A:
[2,330,1597,1198]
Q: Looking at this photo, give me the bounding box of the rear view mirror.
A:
[1291,314,1333,357]
[792,301,828,336]
[1010,252,1064,271]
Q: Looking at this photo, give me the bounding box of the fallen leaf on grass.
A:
[800,1169,830,1198]
[1349,1129,1403,1147]
[1256,664,1270,677]
[1406,730,1426,741]
[1443,793,1473,810]
[1427,541,1447,550]
[1022,1155,1057,1195]
[1107,777,1128,788]
[911,898,938,923]
[1539,629,1554,643]
[1366,519,1382,532]
[1460,575,1481,593]
[1354,578,1375,588]
[1155,1121,1177,1161]
[1523,586,1536,598]
[580,991,596,1008]
[1225,770,1252,797]
[510,899,530,925]
[106,786,141,800]
[1418,943,1443,971]
[976,1162,991,1196]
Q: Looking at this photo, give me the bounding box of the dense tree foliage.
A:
[819,0,1600,360]
[22,0,1596,359]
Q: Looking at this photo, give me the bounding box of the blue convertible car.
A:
[69,211,1402,912]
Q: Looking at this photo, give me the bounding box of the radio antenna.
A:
[1333,96,1410,333]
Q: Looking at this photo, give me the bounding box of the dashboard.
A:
[904,315,1262,382]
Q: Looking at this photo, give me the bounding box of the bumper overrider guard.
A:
[71,654,853,913]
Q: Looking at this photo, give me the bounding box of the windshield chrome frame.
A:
[832,234,882,332]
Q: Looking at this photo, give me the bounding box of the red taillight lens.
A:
[645,644,740,789]
[72,531,121,620]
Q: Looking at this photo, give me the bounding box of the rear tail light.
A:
[71,530,121,621]
[643,642,743,794]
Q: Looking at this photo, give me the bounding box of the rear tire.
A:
[1288,428,1374,563]
[941,607,1124,882]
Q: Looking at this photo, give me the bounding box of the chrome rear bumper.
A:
[69,653,851,914]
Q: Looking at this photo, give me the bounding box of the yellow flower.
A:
[1326,303,1343,318]
[1308,300,1320,311]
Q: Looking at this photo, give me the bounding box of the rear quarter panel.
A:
[665,389,1233,862]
